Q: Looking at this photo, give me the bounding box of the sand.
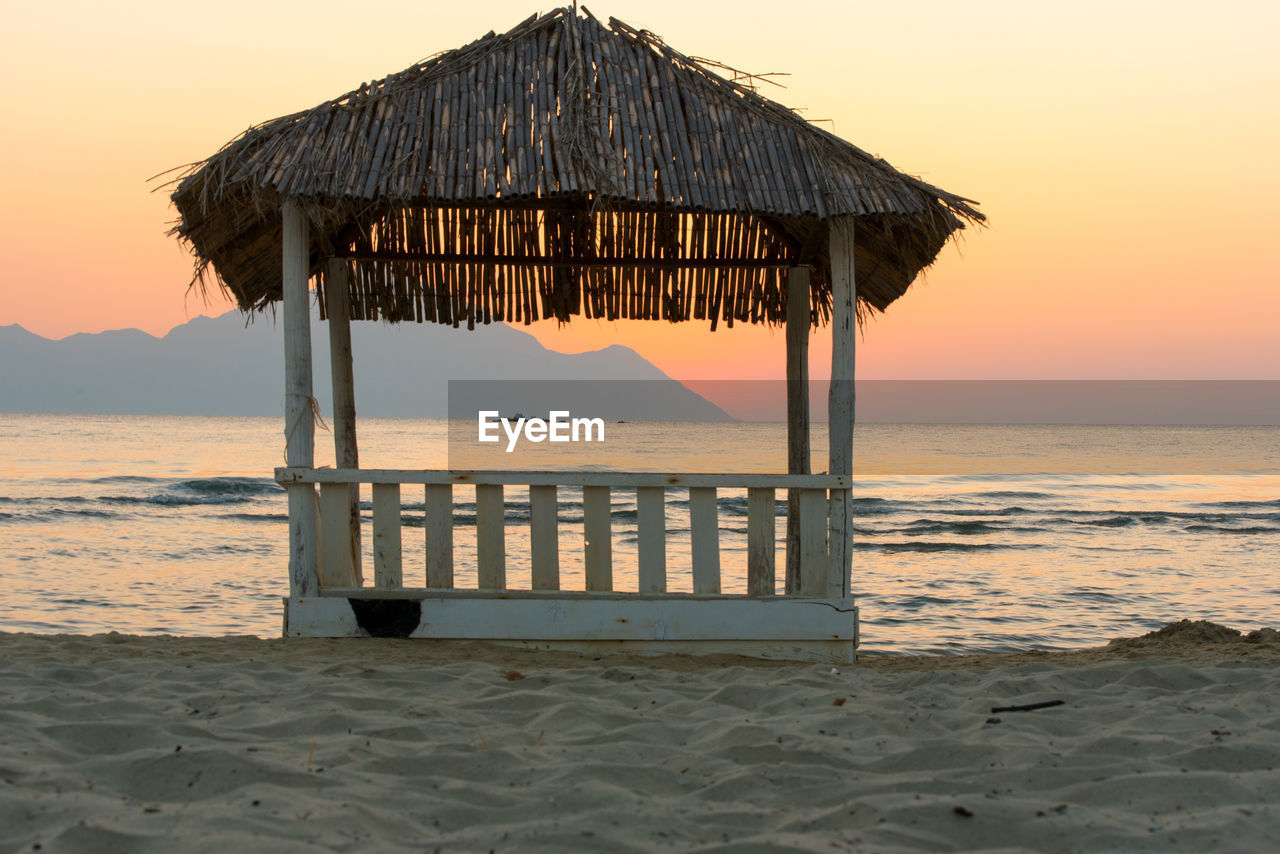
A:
[2,621,1278,853]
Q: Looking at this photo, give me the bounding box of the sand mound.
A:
[1104,620,1278,657]
[1117,619,1244,645]
[1245,627,1279,644]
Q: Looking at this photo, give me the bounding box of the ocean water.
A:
[0,413,1276,654]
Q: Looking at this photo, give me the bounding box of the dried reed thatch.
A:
[169,7,983,331]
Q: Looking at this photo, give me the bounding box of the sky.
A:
[1,0,1276,380]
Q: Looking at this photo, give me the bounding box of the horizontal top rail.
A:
[276,467,851,489]
[316,587,857,605]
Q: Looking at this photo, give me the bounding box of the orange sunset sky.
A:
[1,0,1276,381]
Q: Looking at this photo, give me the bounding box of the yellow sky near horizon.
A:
[1,0,1276,379]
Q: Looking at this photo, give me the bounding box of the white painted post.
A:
[476,484,506,590]
[689,487,720,594]
[636,486,666,593]
[282,202,318,598]
[325,258,361,586]
[785,266,810,594]
[746,487,776,596]
[828,218,856,598]
[529,485,560,590]
[425,483,454,587]
[583,486,612,591]
[371,483,402,588]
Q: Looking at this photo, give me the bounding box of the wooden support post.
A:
[583,486,612,591]
[636,486,666,593]
[371,483,402,588]
[785,265,811,594]
[828,218,856,598]
[529,485,560,590]
[689,487,721,594]
[282,202,318,598]
[475,484,506,590]
[746,487,775,596]
[425,483,454,588]
[325,257,361,586]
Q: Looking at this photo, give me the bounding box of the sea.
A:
[1,413,1276,655]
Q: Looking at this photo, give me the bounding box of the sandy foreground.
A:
[1,621,1278,853]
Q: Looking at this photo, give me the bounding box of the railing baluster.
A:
[475,484,506,590]
[798,488,828,596]
[746,487,775,596]
[529,484,560,590]
[689,486,720,594]
[827,487,850,599]
[311,488,325,588]
[583,485,612,591]
[319,482,358,587]
[371,483,402,588]
[636,486,666,593]
[424,483,454,588]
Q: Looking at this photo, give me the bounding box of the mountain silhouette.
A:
[0,311,732,421]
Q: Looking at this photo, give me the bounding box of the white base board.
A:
[284,594,858,663]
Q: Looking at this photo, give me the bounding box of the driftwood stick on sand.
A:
[990,699,1065,714]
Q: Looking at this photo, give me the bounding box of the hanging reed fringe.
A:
[313,206,812,329]
[167,6,984,330]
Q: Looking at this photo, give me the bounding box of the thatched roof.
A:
[170,7,982,331]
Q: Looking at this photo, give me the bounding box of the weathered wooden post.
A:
[785,265,810,594]
[828,218,856,597]
[325,258,362,586]
[282,202,319,598]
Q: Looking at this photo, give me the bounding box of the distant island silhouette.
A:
[0,312,731,421]
[2,314,1275,424]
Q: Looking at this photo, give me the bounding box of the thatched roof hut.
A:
[170,6,982,332]
[168,7,986,647]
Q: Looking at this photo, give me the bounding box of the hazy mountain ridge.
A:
[0,312,732,420]
[4,318,1275,424]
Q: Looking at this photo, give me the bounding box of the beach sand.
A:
[2,621,1277,853]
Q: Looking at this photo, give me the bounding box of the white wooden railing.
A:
[275,468,851,600]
